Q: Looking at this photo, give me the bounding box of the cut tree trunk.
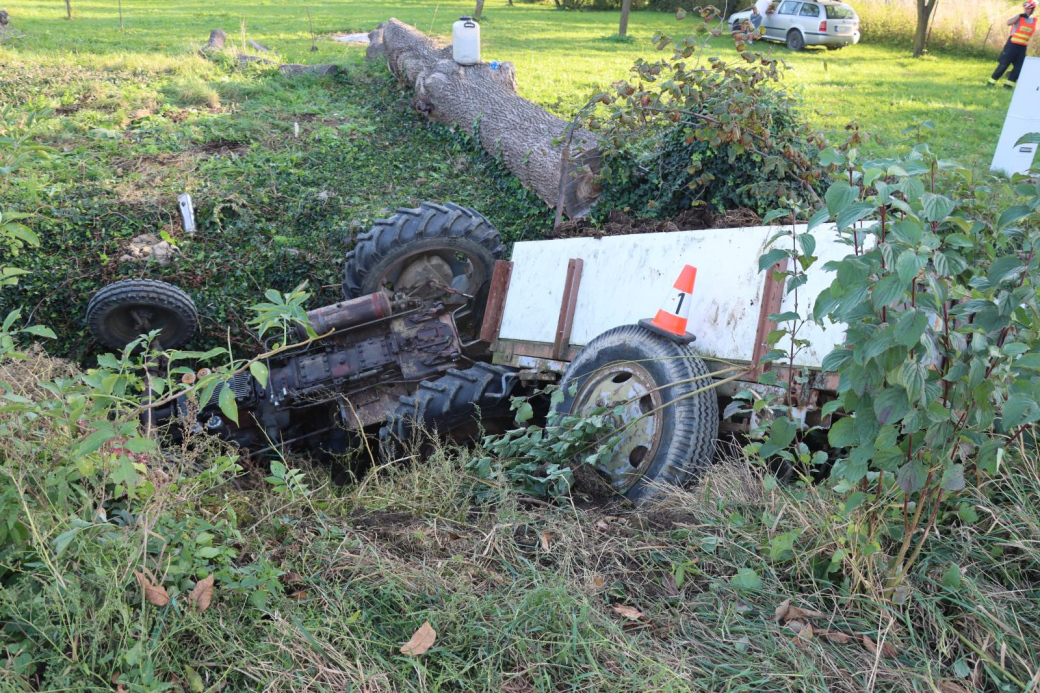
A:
[204,29,226,52]
[367,18,600,218]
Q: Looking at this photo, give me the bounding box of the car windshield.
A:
[825,3,856,18]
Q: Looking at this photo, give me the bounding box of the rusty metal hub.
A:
[377,249,483,301]
[571,362,663,492]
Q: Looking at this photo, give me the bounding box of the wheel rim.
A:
[102,304,190,348]
[372,247,489,301]
[572,362,664,493]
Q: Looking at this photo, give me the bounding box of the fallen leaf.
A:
[134,570,169,607]
[611,604,643,620]
[592,575,606,589]
[786,605,827,621]
[786,619,806,634]
[401,621,436,656]
[290,590,310,601]
[187,574,215,612]
[937,682,970,693]
[282,571,304,585]
[117,685,127,693]
[539,530,555,551]
[774,599,827,623]
[791,622,814,648]
[595,519,610,531]
[661,572,679,597]
[862,634,899,658]
[819,629,853,644]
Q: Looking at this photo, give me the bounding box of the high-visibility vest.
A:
[1011,15,1036,46]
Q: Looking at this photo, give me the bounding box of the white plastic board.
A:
[499,225,855,369]
[991,57,1040,176]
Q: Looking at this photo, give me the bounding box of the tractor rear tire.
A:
[86,279,198,352]
[342,202,505,300]
[554,324,718,504]
[381,362,519,458]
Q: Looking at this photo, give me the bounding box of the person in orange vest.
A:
[989,0,1037,88]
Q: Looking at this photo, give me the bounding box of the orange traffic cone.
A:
[639,265,697,343]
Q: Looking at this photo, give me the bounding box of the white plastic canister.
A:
[452,16,480,65]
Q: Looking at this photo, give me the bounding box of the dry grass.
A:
[857,0,1032,55]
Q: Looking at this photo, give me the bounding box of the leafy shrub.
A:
[747,129,1040,596]
[595,89,821,218]
[584,11,826,220]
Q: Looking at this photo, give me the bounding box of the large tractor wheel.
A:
[554,324,718,504]
[342,202,505,336]
[86,279,198,352]
[381,362,520,458]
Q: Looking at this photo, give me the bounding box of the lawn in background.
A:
[3,0,1012,165]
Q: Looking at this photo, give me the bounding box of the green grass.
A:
[2,0,1013,161]
[2,342,1038,691]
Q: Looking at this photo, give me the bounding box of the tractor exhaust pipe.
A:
[297,291,392,337]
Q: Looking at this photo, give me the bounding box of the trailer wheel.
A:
[343,202,505,332]
[86,279,198,352]
[381,362,520,458]
[554,324,718,504]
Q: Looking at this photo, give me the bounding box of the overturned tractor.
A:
[90,200,849,502]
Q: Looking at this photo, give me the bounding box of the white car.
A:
[728,0,861,50]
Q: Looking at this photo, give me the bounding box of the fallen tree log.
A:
[367,19,600,218]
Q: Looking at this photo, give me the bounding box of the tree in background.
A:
[913,0,938,56]
[64,0,72,20]
[619,0,632,36]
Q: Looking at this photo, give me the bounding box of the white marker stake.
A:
[178,193,196,235]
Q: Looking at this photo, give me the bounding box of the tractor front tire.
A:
[86,279,198,352]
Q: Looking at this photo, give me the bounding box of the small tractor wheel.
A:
[380,362,520,458]
[86,279,198,352]
[343,203,505,332]
[554,324,718,504]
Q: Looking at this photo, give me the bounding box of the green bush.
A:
[595,89,822,218]
[585,17,825,220]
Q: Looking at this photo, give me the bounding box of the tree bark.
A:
[475,0,486,19]
[367,19,600,217]
[913,0,937,57]
[65,0,72,20]
[619,0,632,37]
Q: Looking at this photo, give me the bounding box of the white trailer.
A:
[479,224,849,501]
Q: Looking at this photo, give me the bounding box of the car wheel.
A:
[786,29,805,51]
